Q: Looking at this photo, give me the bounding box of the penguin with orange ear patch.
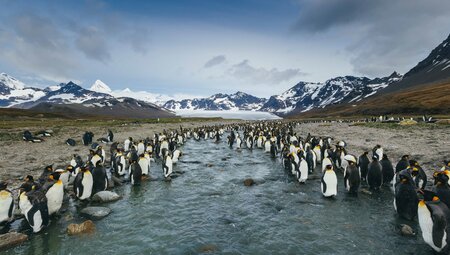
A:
[433,171,450,209]
[417,192,450,253]
[0,181,14,225]
[44,172,64,215]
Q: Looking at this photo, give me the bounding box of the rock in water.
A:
[0,232,28,250]
[91,191,121,203]
[67,220,96,235]
[400,224,415,236]
[198,244,218,253]
[244,178,255,186]
[80,207,112,220]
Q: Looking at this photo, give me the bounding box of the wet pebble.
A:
[400,224,415,236]
[243,178,255,186]
[80,206,111,220]
[0,232,28,250]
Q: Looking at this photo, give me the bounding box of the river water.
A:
[2,134,430,254]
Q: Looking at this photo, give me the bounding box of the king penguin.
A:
[367,155,383,190]
[74,166,93,200]
[418,195,450,253]
[0,181,14,225]
[343,155,360,195]
[19,183,49,233]
[394,169,418,221]
[358,152,370,181]
[92,161,108,195]
[321,165,338,198]
[44,172,64,216]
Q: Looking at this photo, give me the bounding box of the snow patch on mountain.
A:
[90,80,112,94]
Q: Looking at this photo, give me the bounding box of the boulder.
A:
[399,119,417,126]
[0,232,28,250]
[67,220,96,235]
[91,191,121,203]
[243,178,255,187]
[80,206,111,220]
[400,224,415,236]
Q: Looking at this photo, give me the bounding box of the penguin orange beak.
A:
[418,200,425,207]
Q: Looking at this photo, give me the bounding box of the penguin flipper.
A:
[321,175,327,194]
[8,197,14,218]
[432,213,446,249]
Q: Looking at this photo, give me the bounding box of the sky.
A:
[0,0,450,98]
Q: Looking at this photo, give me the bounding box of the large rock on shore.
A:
[80,206,111,220]
[0,232,28,250]
[67,220,96,235]
[91,191,121,203]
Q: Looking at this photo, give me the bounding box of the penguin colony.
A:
[1,128,187,235]
[1,121,449,253]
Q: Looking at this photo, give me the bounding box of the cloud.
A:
[227,60,306,84]
[0,13,78,82]
[204,55,226,68]
[75,26,111,62]
[293,0,450,76]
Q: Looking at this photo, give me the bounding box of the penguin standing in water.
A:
[236,135,242,149]
[129,159,142,186]
[74,166,93,200]
[0,181,14,225]
[343,155,360,195]
[19,183,49,233]
[417,194,450,253]
[396,155,410,173]
[297,158,309,183]
[321,165,338,198]
[358,152,370,181]
[172,149,182,163]
[114,150,127,177]
[138,154,150,176]
[380,154,394,185]
[44,173,64,216]
[367,155,383,190]
[393,169,418,221]
[92,161,108,195]
[306,148,316,174]
[163,152,173,180]
[269,142,278,158]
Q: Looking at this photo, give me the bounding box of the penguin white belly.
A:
[137,144,145,155]
[164,157,173,178]
[418,205,446,252]
[311,151,317,169]
[236,138,241,149]
[322,171,337,197]
[322,158,332,172]
[299,161,308,183]
[31,210,44,233]
[139,158,149,175]
[118,157,126,176]
[314,148,321,163]
[0,191,13,223]
[80,173,93,200]
[46,182,64,215]
[264,142,271,152]
[257,138,263,148]
[91,155,102,167]
[172,150,181,163]
[19,194,32,215]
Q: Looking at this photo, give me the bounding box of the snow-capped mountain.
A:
[163,91,267,111]
[90,80,112,94]
[0,73,46,107]
[260,72,402,114]
[110,88,173,106]
[16,81,113,108]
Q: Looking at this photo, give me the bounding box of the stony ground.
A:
[295,122,449,182]
[0,120,448,190]
[0,120,230,190]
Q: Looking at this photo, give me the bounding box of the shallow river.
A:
[2,135,430,254]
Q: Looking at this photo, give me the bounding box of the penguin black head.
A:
[418,189,437,202]
[45,164,53,172]
[372,154,379,161]
[325,164,333,171]
[409,160,420,167]
[24,175,34,182]
[410,167,420,177]
[433,171,449,185]
[66,165,74,172]
[0,181,7,190]
[401,155,409,160]
[50,172,61,181]
[19,182,33,193]
[382,154,388,160]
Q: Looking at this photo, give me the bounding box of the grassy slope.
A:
[288,80,450,119]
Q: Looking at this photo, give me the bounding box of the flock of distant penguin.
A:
[1,120,449,253]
